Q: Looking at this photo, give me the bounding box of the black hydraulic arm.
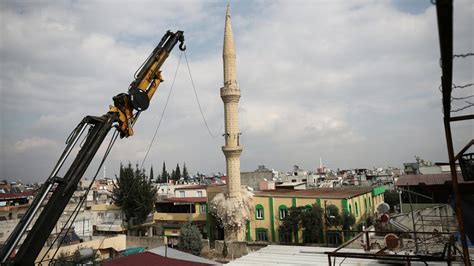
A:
[0,30,185,265]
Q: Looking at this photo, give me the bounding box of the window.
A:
[256,228,268,241]
[349,204,352,214]
[200,204,207,213]
[255,204,264,220]
[197,191,203,197]
[279,205,288,220]
[179,191,185,197]
[355,202,359,217]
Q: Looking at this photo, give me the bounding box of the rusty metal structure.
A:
[325,228,464,265]
[435,0,473,265]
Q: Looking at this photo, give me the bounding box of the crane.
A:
[0,30,185,265]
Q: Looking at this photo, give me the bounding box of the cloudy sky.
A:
[1,0,472,183]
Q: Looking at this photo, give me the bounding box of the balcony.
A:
[153,212,206,222]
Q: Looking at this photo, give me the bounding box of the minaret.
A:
[221,4,242,199]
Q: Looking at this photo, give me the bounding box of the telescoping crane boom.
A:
[0,30,185,265]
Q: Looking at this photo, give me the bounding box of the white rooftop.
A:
[227,245,462,266]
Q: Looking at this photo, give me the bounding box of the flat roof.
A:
[396,173,473,186]
[255,187,373,199]
[227,245,457,265]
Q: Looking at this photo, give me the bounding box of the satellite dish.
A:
[384,233,400,249]
[377,202,390,214]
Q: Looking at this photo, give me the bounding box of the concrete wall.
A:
[215,240,248,260]
[37,234,127,263]
[126,236,164,249]
[240,171,273,190]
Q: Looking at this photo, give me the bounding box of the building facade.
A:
[246,186,385,244]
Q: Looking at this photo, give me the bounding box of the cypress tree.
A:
[182,163,189,181]
[175,163,181,181]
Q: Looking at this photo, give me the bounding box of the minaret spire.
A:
[223,3,237,86]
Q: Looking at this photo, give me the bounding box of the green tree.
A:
[326,205,343,227]
[160,161,169,183]
[112,163,157,227]
[179,223,203,256]
[150,165,154,181]
[384,190,399,212]
[171,169,176,182]
[182,163,189,181]
[342,212,356,230]
[301,204,324,243]
[174,163,181,181]
[280,206,304,243]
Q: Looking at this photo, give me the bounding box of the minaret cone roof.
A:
[223,4,235,57]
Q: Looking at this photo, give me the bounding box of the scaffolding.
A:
[435,0,473,264]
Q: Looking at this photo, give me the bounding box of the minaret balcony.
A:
[220,86,241,102]
[222,146,243,157]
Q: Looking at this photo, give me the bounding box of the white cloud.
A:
[1,0,472,182]
[13,137,58,153]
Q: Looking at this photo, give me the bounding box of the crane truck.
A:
[0,30,186,265]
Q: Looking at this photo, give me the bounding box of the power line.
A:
[453,83,474,89]
[453,53,474,58]
[451,95,474,101]
[140,52,183,170]
[451,101,474,112]
[183,51,219,138]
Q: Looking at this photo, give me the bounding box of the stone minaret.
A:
[221,4,242,199]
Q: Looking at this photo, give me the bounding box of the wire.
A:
[453,53,474,58]
[453,83,474,89]
[183,50,219,138]
[43,129,119,264]
[140,52,183,170]
[452,95,474,101]
[451,101,474,112]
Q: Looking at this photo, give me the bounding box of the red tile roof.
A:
[255,187,373,199]
[396,173,472,186]
[102,251,214,266]
[164,197,208,203]
[0,191,34,200]
[178,185,208,190]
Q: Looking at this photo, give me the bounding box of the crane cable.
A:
[40,129,120,264]
[184,50,219,138]
[140,52,183,170]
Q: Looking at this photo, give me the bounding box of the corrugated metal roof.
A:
[255,187,373,199]
[396,173,472,186]
[103,251,214,266]
[227,245,458,265]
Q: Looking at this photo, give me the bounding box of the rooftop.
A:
[255,187,374,199]
[396,173,473,186]
[227,245,462,265]
[162,197,208,203]
[102,251,214,266]
[0,191,34,200]
[148,246,219,265]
